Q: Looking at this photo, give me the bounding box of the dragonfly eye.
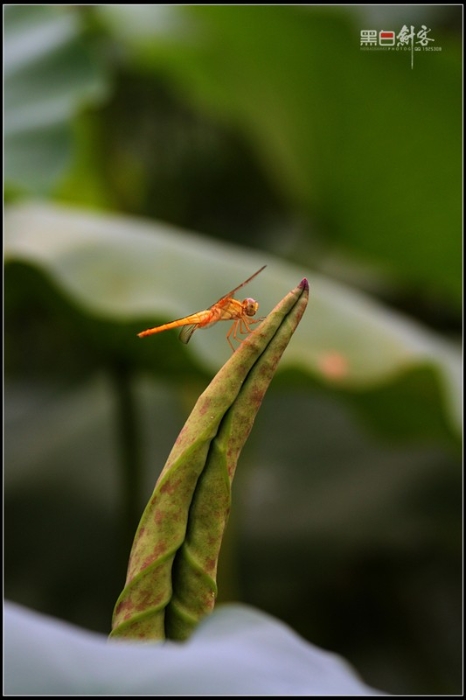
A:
[243,298,259,317]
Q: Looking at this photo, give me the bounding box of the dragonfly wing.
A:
[212,265,266,305]
[179,324,198,344]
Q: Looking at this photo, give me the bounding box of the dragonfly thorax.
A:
[242,297,259,317]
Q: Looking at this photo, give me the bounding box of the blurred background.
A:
[4,5,462,695]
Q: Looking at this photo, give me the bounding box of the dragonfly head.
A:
[242,297,259,317]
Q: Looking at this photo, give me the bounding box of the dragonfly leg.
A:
[237,318,251,339]
[240,317,261,334]
[226,320,240,352]
[227,316,263,352]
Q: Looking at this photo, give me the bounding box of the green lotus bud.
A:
[110,278,309,641]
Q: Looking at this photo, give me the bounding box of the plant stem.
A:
[108,360,143,564]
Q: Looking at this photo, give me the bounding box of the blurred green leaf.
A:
[96,5,462,301]
[6,602,386,695]
[5,202,461,441]
[4,5,109,193]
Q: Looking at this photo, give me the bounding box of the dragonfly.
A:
[138,265,266,351]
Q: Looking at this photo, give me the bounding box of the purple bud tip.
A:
[299,278,309,290]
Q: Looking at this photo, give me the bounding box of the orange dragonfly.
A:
[138,265,266,351]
